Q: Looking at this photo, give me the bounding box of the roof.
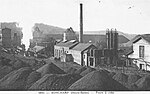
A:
[121,34,150,47]
[133,34,150,44]
[29,45,45,53]
[33,34,129,44]
[55,40,79,48]
[76,34,129,44]
[71,43,96,52]
[142,34,150,42]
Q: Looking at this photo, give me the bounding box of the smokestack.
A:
[114,29,118,50]
[110,29,114,49]
[79,3,83,43]
[106,29,110,49]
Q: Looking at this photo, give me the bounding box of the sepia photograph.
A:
[0,0,150,93]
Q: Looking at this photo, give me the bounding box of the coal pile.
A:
[113,72,128,85]
[26,71,41,89]
[75,66,87,74]
[36,63,66,76]
[29,73,82,90]
[69,70,128,90]
[1,58,11,66]
[30,60,46,70]
[29,74,58,90]
[108,72,116,77]
[0,67,32,90]
[128,74,141,85]
[0,66,13,79]
[66,67,77,74]
[50,74,82,90]
[0,59,3,66]
[101,69,110,75]
[80,67,96,76]
[10,60,30,69]
[135,75,150,90]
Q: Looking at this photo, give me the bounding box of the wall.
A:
[54,45,70,58]
[129,38,150,71]
[70,50,82,65]
[129,38,150,62]
[2,28,11,48]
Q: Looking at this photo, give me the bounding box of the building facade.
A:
[128,34,150,71]
[54,40,79,59]
[2,28,12,48]
[69,43,97,67]
[0,22,23,48]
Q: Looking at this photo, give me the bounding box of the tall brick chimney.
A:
[79,3,83,43]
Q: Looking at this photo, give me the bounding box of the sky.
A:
[0,0,150,48]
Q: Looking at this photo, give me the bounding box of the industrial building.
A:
[54,40,79,59]
[128,34,150,71]
[0,22,23,48]
[69,43,96,67]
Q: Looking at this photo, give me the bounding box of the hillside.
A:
[33,23,66,34]
[82,31,136,40]
[33,23,136,40]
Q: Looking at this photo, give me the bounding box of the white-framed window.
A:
[139,46,144,58]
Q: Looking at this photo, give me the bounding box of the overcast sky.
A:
[0,0,150,47]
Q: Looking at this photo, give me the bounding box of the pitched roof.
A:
[133,34,150,44]
[29,45,45,53]
[71,43,95,52]
[121,34,150,47]
[76,34,129,44]
[55,41,79,48]
[141,34,150,43]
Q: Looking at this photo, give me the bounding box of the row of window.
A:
[54,49,68,58]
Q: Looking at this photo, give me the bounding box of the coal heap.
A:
[36,63,66,76]
[0,67,32,90]
[128,74,141,85]
[69,70,128,90]
[108,72,116,77]
[135,75,150,90]
[10,60,29,69]
[75,66,87,74]
[80,67,96,76]
[26,71,41,89]
[29,74,82,90]
[0,66,13,79]
[66,67,77,74]
[29,74,58,90]
[51,74,82,90]
[113,72,128,84]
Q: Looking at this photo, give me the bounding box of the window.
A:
[140,64,144,70]
[89,57,94,66]
[83,54,85,59]
[91,49,94,56]
[139,46,144,58]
